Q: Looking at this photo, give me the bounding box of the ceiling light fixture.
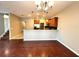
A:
[35,0,54,12]
[28,14,31,17]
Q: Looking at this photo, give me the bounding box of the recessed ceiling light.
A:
[28,14,31,17]
[43,15,45,17]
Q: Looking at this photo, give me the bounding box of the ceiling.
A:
[0,1,73,18]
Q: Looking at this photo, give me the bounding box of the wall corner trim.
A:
[57,40,79,56]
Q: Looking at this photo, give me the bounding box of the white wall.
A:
[55,2,79,54]
[4,14,9,32]
[0,14,4,36]
[24,30,58,41]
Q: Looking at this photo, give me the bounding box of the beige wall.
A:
[25,19,34,30]
[10,14,23,39]
[55,2,79,54]
[21,18,34,30]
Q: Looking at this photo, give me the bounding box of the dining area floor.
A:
[0,40,78,57]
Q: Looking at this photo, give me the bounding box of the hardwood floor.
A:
[0,40,78,57]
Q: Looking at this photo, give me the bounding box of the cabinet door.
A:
[48,17,58,29]
[40,23,44,29]
[52,17,58,27]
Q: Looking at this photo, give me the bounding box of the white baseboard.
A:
[9,34,23,40]
[24,39,57,41]
[57,40,79,56]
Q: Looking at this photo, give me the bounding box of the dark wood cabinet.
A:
[34,17,58,30]
[52,17,58,28]
[40,23,44,29]
[46,17,58,29]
